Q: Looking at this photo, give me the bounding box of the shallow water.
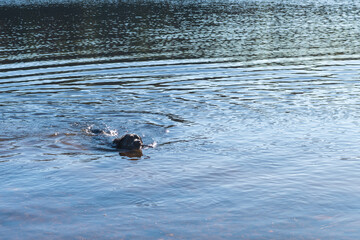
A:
[2,0,360,239]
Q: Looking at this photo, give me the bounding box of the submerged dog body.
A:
[113,133,143,150]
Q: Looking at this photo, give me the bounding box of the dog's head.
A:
[113,134,143,150]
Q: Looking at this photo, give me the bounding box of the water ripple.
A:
[2,1,360,239]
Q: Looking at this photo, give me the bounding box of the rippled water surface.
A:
[2,0,360,239]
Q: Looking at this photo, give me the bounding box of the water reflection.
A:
[2,0,360,239]
[119,149,143,159]
[2,0,360,65]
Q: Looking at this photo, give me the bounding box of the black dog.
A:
[113,134,143,150]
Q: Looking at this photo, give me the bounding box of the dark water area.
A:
[2,0,360,239]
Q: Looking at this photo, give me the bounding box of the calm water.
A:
[2,0,360,239]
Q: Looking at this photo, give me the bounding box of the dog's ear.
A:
[113,137,125,147]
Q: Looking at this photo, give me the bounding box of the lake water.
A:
[2,0,360,239]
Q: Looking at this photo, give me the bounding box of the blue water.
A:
[2,0,360,239]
